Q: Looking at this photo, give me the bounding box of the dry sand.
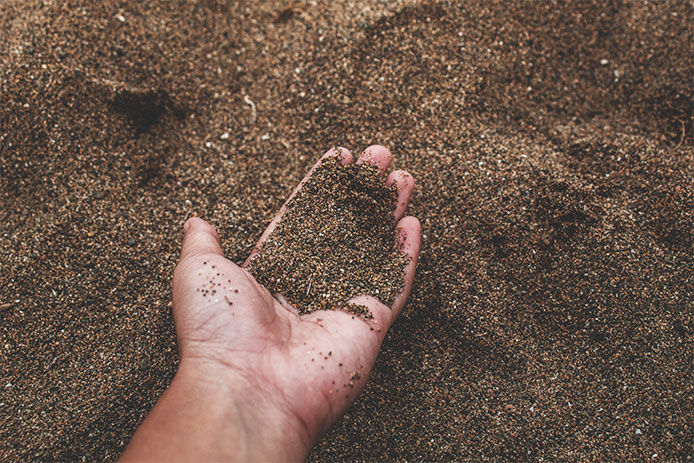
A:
[249,156,407,316]
[0,0,692,461]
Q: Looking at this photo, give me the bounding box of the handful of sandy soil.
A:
[248,156,408,317]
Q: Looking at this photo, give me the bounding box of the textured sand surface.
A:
[1,1,691,461]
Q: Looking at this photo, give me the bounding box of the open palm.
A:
[171,145,420,456]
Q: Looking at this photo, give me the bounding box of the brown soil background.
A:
[1,0,692,461]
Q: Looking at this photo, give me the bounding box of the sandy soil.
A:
[0,0,691,461]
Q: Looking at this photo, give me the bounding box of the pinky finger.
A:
[390,216,421,317]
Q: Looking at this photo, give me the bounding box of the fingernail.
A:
[184,219,191,233]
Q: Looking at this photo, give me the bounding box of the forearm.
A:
[120,359,309,462]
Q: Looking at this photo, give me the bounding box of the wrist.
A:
[174,356,312,462]
[122,356,311,462]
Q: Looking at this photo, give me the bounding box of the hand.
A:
[121,145,421,462]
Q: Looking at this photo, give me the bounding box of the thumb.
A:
[179,217,223,261]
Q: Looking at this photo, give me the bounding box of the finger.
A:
[345,294,394,332]
[390,216,421,317]
[386,169,415,221]
[179,217,223,262]
[356,144,392,174]
[243,147,353,267]
[342,216,421,329]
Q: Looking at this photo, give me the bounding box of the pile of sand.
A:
[249,156,406,316]
[0,0,691,460]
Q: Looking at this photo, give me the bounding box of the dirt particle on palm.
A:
[248,156,407,316]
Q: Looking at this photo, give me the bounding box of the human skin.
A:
[120,145,421,462]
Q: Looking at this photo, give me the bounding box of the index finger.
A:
[242,147,353,267]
